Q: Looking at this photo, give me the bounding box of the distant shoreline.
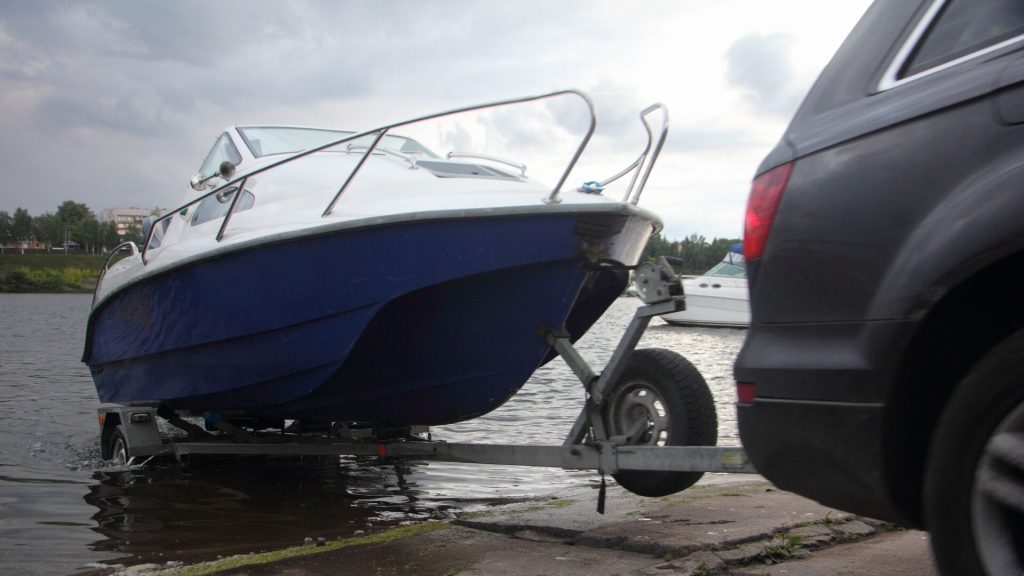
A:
[0,252,105,294]
[0,284,94,293]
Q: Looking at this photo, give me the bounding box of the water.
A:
[0,294,745,575]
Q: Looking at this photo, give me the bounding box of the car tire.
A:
[603,348,717,497]
[925,329,1024,576]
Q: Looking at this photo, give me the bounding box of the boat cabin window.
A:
[197,133,243,182]
[146,218,172,250]
[191,187,256,227]
[236,127,440,159]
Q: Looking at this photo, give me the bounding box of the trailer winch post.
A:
[556,296,683,447]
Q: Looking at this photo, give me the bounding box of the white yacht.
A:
[661,244,749,328]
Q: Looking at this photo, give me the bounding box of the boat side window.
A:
[900,0,1024,79]
[197,133,243,182]
[191,187,256,227]
[146,218,172,250]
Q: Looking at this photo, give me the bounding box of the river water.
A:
[0,294,745,575]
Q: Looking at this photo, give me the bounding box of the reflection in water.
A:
[83,455,521,567]
[0,295,744,574]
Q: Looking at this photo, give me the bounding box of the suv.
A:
[734,1,1024,575]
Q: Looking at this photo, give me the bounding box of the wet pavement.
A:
[93,477,937,576]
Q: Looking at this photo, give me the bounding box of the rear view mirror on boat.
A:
[190,172,213,191]
[189,161,237,192]
[218,160,236,180]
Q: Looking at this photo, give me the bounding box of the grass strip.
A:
[164,521,449,576]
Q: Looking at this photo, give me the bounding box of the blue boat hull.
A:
[84,212,643,425]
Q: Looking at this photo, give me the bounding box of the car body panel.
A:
[736,0,1024,528]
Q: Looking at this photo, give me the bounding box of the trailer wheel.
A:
[106,425,129,466]
[603,348,717,497]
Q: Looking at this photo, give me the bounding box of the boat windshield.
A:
[704,261,746,278]
[236,127,440,159]
[197,132,244,182]
[705,249,746,277]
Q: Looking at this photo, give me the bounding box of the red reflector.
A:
[744,162,793,261]
[737,382,757,404]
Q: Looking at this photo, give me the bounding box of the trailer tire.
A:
[603,348,717,497]
[106,425,129,466]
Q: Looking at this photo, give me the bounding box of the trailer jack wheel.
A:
[603,348,718,497]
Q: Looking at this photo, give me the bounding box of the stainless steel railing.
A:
[94,241,139,304]
[138,89,597,265]
[594,103,669,205]
[134,90,670,269]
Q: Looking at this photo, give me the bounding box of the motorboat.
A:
[659,243,749,328]
[82,90,668,428]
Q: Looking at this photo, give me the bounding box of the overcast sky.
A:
[0,0,871,240]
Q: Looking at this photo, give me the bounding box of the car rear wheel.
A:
[926,330,1024,576]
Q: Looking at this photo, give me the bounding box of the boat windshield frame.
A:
[236,127,441,159]
[197,132,243,182]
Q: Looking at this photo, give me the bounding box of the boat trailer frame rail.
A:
[116,88,670,272]
[99,277,756,481]
[170,441,752,476]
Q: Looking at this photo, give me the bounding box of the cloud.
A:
[725,32,803,117]
[0,2,373,134]
[438,122,476,155]
[0,0,871,239]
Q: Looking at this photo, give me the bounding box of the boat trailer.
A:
[97,260,756,502]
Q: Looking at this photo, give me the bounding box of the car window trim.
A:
[878,0,1024,91]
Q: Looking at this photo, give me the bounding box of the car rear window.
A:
[901,0,1024,79]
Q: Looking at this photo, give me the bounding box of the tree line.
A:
[641,233,741,275]
[0,201,149,254]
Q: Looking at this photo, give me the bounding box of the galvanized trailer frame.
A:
[97,263,756,482]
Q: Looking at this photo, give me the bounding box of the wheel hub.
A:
[973,400,1024,574]
[609,382,670,446]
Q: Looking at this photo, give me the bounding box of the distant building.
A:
[0,239,44,252]
[100,207,162,237]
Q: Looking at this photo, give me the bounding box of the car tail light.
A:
[744,162,793,261]
[737,382,756,404]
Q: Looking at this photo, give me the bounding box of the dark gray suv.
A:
[733,1,1024,574]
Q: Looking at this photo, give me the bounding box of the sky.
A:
[0,0,872,241]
